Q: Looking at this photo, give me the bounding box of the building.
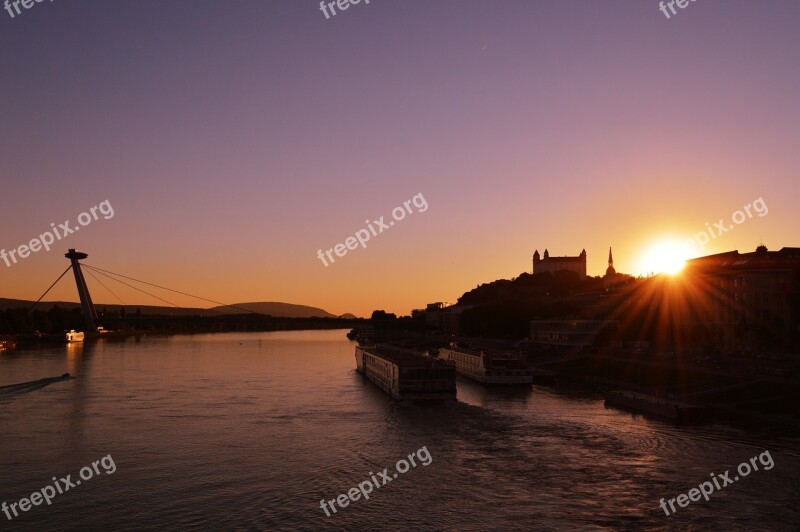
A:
[603,247,631,289]
[532,248,587,279]
[530,320,619,348]
[683,245,800,352]
[411,302,467,336]
[439,344,533,385]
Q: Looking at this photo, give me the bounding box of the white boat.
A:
[66,330,85,343]
[439,344,533,385]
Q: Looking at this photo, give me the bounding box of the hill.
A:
[0,298,346,319]
[209,302,338,318]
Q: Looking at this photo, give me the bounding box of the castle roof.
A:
[542,256,585,262]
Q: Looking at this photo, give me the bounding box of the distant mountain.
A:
[0,298,82,312]
[0,298,209,316]
[0,298,349,319]
[339,313,358,319]
[207,302,338,318]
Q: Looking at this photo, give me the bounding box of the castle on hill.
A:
[532,247,629,287]
[532,249,587,279]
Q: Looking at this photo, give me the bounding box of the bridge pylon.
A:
[64,249,98,331]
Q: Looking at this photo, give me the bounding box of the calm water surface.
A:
[1,330,798,531]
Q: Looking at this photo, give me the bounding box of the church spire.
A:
[605,247,616,276]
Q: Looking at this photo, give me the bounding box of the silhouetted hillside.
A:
[209,302,337,318]
[457,271,605,306]
[452,272,601,337]
[0,298,211,316]
[0,298,82,312]
[0,298,346,319]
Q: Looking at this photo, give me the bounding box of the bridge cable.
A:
[81,266,186,310]
[82,264,266,316]
[29,265,72,312]
[83,267,127,306]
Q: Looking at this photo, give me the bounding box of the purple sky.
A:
[1,1,798,316]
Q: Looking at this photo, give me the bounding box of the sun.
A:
[636,238,690,276]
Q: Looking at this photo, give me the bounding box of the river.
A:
[1,330,798,530]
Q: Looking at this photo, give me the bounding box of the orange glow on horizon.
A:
[635,238,690,276]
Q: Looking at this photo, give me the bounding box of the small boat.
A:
[66,330,85,343]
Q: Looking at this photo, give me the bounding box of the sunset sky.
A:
[1,1,798,317]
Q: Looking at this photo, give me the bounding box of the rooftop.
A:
[686,246,800,272]
[361,345,449,369]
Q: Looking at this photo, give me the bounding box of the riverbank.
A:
[354,329,800,434]
[5,317,364,346]
[526,348,800,435]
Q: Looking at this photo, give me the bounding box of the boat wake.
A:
[0,374,75,402]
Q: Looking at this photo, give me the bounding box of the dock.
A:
[604,390,708,424]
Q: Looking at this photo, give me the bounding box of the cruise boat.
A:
[66,330,85,343]
[355,345,456,400]
[438,344,533,385]
[0,340,16,351]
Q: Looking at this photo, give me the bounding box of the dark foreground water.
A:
[1,330,798,531]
